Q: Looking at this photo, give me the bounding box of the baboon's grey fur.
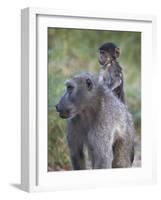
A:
[56,73,135,170]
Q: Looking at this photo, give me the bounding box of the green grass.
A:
[48,28,141,171]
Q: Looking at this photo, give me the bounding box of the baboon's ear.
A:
[114,47,120,58]
[86,78,93,91]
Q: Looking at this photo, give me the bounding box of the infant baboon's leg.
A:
[112,137,134,168]
[66,128,85,170]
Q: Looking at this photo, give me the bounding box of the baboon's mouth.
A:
[59,114,69,119]
[58,112,68,119]
[59,111,78,119]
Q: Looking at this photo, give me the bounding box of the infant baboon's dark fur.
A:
[56,73,135,170]
[98,42,125,103]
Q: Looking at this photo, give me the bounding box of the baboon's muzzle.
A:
[55,104,70,119]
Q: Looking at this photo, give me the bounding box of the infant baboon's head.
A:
[55,73,98,119]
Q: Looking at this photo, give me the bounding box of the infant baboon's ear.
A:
[86,78,93,91]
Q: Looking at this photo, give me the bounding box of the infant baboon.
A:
[98,42,125,103]
[56,73,135,170]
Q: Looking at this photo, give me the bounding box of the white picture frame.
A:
[21,7,157,192]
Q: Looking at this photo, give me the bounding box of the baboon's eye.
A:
[67,85,74,93]
[86,78,93,91]
[100,50,105,55]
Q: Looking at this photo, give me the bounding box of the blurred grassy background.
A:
[48,28,141,171]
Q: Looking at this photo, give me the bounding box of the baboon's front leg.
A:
[69,148,85,170]
[66,130,85,170]
[88,137,113,169]
[93,153,113,169]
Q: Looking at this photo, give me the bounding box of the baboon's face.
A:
[98,50,112,65]
[56,74,96,119]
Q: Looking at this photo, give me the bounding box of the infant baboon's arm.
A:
[99,63,123,91]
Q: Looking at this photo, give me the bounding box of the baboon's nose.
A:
[55,104,59,112]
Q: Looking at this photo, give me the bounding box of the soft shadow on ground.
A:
[10,183,23,191]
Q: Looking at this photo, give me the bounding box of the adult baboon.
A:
[98,42,125,103]
[55,73,135,170]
